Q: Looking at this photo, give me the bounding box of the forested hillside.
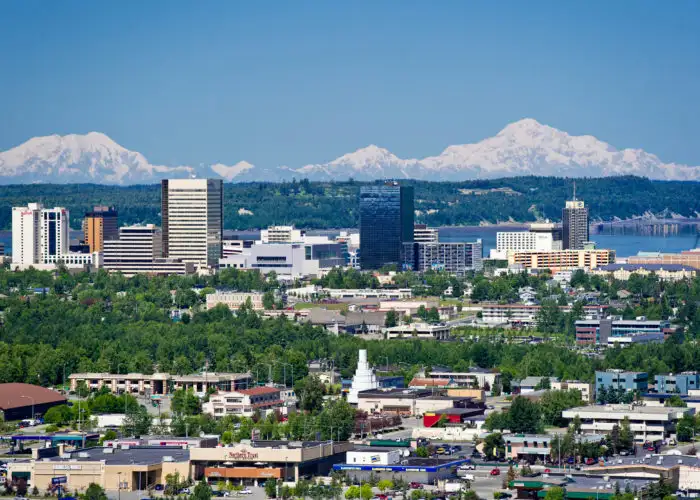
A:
[1,176,698,230]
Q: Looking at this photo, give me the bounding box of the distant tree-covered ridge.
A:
[1,176,698,230]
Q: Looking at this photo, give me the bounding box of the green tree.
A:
[543,487,565,500]
[296,375,326,413]
[619,417,634,450]
[82,483,108,500]
[385,309,398,328]
[263,291,275,310]
[665,395,687,407]
[508,396,543,434]
[121,405,151,436]
[172,388,202,416]
[677,413,696,442]
[377,480,393,492]
[345,486,360,500]
[192,479,213,500]
[483,433,505,459]
[265,479,278,498]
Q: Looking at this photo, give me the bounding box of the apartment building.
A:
[628,249,700,271]
[12,203,42,265]
[508,249,615,272]
[426,369,501,390]
[202,387,283,418]
[551,380,594,402]
[655,372,700,395]
[591,263,697,282]
[562,404,692,443]
[206,291,266,311]
[595,369,649,396]
[161,178,223,268]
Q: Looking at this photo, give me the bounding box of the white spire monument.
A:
[348,349,379,404]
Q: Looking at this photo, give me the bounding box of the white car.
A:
[239,489,253,495]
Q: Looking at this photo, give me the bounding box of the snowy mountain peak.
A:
[1,119,699,184]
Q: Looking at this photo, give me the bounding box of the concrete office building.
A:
[591,263,697,281]
[359,183,414,270]
[161,179,223,268]
[496,231,554,253]
[83,206,118,253]
[562,404,691,443]
[414,224,439,243]
[595,369,649,396]
[575,318,674,345]
[103,224,194,277]
[562,187,589,250]
[425,369,501,390]
[39,207,70,265]
[402,241,483,275]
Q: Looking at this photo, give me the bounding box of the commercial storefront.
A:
[7,447,190,494]
[191,441,353,485]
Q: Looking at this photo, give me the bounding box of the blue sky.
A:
[1,1,699,168]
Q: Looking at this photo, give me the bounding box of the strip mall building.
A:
[8,441,353,493]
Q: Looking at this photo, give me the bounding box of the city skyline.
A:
[1,1,700,177]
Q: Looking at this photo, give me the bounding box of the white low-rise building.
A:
[562,404,693,443]
[327,289,412,300]
[385,323,450,340]
[551,380,594,402]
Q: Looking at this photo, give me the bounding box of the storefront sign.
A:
[226,450,259,460]
[53,465,82,471]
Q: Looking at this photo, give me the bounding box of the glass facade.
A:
[359,184,414,270]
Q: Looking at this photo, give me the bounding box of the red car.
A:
[375,495,388,500]
[543,469,551,473]
[410,483,423,489]
[490,468,501,476]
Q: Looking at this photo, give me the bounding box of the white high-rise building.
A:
[161,179,223,268]
[40,207,70,264]
[12,203,42,265]
[348,349,379,404]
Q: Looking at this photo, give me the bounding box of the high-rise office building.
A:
[562,187,589,250]
[12,203,42,265]
[83,206,118,253]
[359,183,414,270]
[40,207,69,264]
[161,179,223,267]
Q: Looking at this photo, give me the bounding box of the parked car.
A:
[240,489,253,495]
[490,468,501,476]
[410,482,423,489]
[544,469,551,473]
[154,485,164,491]
[375,495,388,500]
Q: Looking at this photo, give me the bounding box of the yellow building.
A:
[83,206,118,253]
[8,446,190,494]
[507,249,615,272]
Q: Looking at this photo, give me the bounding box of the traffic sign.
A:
[52,476,67,485]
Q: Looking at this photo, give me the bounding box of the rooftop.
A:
[238,386,280,396]
[0,383,66,410]
[46,446,190,466]
[596,263,696,272]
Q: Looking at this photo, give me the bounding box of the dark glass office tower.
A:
[359,183,414,270]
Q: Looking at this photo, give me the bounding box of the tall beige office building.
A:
[161,179,223,267]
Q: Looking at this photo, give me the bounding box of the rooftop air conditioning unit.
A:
[103,448,114,454]
[163,456,174,462]
[78,452,90,458]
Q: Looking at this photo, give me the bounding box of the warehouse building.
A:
[0,383,67,421]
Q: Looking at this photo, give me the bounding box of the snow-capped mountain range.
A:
[0,119,698,184]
